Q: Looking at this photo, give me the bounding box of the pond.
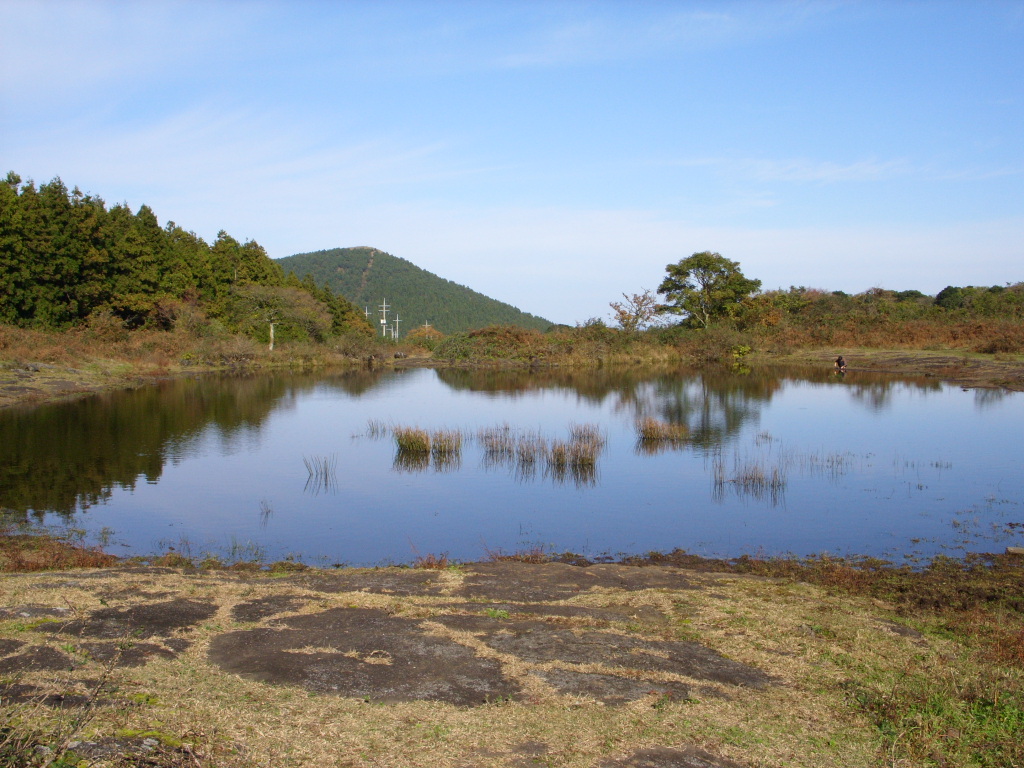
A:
[2,365,1022,566]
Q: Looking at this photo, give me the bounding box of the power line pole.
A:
[378,299,390,337]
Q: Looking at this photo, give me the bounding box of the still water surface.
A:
[2,366,1022,565]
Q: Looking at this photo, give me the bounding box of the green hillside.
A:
[277,247,552,335]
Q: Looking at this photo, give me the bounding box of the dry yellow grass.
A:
[1,563,1019,767]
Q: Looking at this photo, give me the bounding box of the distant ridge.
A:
[277,247,552,335]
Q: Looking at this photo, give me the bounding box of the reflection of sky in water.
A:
[13,367,1024,566]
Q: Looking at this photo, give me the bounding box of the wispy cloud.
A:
[491,3,841,70]
[676,156,914,184]
[0,1,255,104]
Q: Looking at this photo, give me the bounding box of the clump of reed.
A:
[514,431,546,464]
[430,429,463,457]
[391,425,466,472]
[365,418,389,439]
[393,426,431,454]
[431,429,463,472]
[635,417,688,449]
[545,426,604,486]
[303,453,338,494]
[546,439,599,469]
[711,451,787,505]
[479,424,515,464]
[733,461,786,493]
[568,422,606,447]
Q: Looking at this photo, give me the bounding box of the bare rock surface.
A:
[3,563,770,712]
[33,597,216,640]
[208,607,519,706]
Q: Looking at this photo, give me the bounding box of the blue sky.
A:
[2,1,1021,325]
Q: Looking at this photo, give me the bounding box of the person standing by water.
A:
[834,355,847,374]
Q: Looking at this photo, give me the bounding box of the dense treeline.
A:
[0,173,371,344]
[279,247,552,335]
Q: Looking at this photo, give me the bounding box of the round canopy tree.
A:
[657,251,761,327]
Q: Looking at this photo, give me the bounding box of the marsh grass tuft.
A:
[476,422,605,486]
[712,451,787,505]
[545,429,602,487]
[516,432,544,473]
[635,417,688,454]
[430,429,462,457]
[568,421,605,447]
[478,424,515,465]
[636,416,688,442]
[393,426,431,454]
[390,426,466,471]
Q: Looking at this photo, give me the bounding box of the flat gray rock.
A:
[207,607,519,707]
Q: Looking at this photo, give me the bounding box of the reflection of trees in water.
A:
[315,367,393,396]
[436,364,950,451]
[0,374,302,519]
[435,366,667,406]
[973,387,1007,409]
[840,374,942,413]
[626,369,784,451]
[438,365,854,448]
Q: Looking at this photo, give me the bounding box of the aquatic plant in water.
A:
[630,417,688,448]
[394,426,431,454]
[303,454,338,495]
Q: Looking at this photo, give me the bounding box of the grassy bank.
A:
[3,316,1024,410]
[1,532,1022,767]
[0,322,416,408]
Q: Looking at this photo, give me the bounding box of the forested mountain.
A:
[277,247,552,335]
[0,173,371,342]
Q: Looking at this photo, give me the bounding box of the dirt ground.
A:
[0,558,985,767]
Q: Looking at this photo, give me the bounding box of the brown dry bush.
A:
[0,532,117,572]
[413,552,451,569]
